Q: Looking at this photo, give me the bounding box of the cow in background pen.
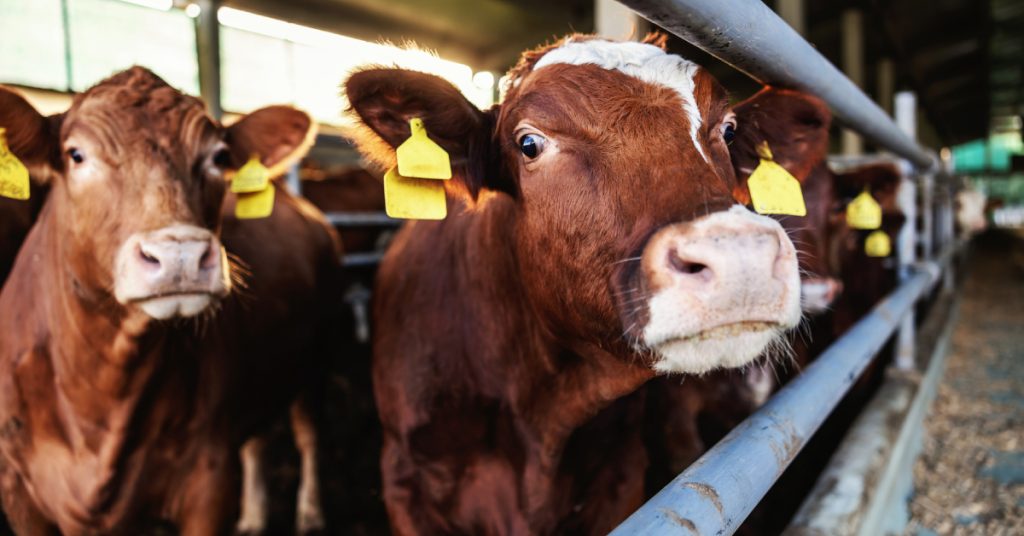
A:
[0,68,341,535]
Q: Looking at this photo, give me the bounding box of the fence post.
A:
[894,91,918,370]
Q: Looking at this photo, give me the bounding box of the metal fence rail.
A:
[611,265,942,535]
[616,0,937,171]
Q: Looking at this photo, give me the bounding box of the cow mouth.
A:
[653,321,783,345]
[647,321,788,375]
[131,292,222,320]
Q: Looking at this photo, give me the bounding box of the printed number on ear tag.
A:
[747,141,806,217]
[235,185,275,219]
[865,230,891,257]
[0,128,30,200]
[846,189,882,230]
[231,154,270,194]
[384,167,446,220]
[396,118,452,180]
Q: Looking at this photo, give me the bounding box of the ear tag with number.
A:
[396,118,451,180]
[746,141,806,217]
[384,167,446,220]
[865,230,891,257]
[235,184,276,219]
[0,128,30,200]
[231,154,270,194]
[846,189,882,230]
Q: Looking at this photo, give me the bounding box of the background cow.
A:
[344,34,825,534]
[0,68,341,535]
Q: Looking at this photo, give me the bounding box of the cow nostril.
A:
[668,249,709,276]
[138,246,160,266]
[199,245,213,269]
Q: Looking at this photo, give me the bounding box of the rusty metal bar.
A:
[610,266,939,536]
[614,0,937,170]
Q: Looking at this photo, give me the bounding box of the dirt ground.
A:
[905,230,1024,536]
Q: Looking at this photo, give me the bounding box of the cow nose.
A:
[638,205,802,374]
[114,224,230,319]
[661,215,791,292]
[137,234,217,280]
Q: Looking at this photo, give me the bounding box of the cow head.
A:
[956,187,987,237]
[0,67,314,320]
[347,36,831,374]
[729,87,840,314]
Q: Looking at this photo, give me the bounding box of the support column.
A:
[195,0,223,119]
[876,58,895,117]
[841,9,864,155]
[776,0,805,36]
[596,0,646,40]
[895,91,918,370]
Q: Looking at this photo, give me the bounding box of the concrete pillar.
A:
[841,9,864,155]
[195,0,223,119]
[876,58,895,116]
[595,0,646,40]
[777,0,805,37]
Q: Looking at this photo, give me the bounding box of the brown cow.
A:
[345,35,821,534]
[0,68,341,535]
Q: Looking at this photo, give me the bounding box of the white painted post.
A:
[596,0,646,40]
[841,9,864,156]
[895,91,918,370]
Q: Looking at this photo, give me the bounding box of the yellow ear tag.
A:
[235,185,275,220]
[396,118,451,180]
[384,167,446,220]
[746,142,806,216]
[0,128,30,200]
[231,154,270,194]
[846,189,882,230]
[865,230,891,257]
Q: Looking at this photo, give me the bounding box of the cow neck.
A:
[38,201,180,442]
[471,201,656,455]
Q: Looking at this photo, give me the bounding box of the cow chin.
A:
[135,294,216,320]
[649,324,785,374]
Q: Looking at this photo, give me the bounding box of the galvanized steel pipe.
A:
[610,267,936,535]
[615,0,937,170]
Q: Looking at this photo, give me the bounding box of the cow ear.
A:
[0,86,62,183]
[344,68,502,199]
[225,105,317,178]
[730,88,831,186]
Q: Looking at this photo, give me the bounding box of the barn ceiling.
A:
[221,0,1022,149]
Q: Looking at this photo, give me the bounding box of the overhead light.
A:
[184,3,201,18]
[118,0,173,10]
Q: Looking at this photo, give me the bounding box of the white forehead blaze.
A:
[533,39,709,162]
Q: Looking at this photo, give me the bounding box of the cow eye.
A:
[67,148,85,165]
[721,120,737,145]
[212,147,232,168]
[518,133,545,159]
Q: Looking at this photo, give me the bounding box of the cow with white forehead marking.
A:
[346,34,828,534]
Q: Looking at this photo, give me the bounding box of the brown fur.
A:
[0,68,342,535]
[346,36,828,535]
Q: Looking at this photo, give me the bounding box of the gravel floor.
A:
[905,231,1024,536]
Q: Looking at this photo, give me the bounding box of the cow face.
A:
[829,164,907,280]
[729,88,842,314]
[0,68,314,320]
[347,36,829,374]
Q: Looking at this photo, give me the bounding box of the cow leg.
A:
[291,397,325,535]
[235,436,270,535]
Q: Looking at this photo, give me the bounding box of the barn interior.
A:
[0,0,1021,535]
